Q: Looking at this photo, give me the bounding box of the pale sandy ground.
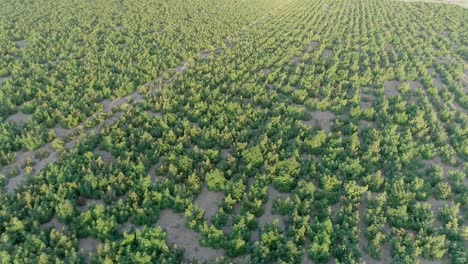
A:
[156,209,224,262]
[396,0,468,8]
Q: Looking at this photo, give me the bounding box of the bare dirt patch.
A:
[79,199,104,212]
[194,186,223,221]
[54,125,69,138]
[157,209,224,262]
[359,120,376,131]
[293,56,302,65]
[5,147,57,193]
[302,111,336,133]
[220,148,231,159]
[199,51,209,59]
[262,68,270,75]
[119,222,143,233]
[409,80,423,92]
[257,186,290,231]
[175,61,189,74]
[384,43,394,52]
[79,237,102,254]
[94,149,117,164]
[0,76,11,85]
[15,40,26,49]
[384,80,401,97]
[309,41,319,50]
[147,111,162,117]
[41,216,68,231]
[6,112,32,125]
[421,157,459,176]
[322,49,333,59]
[360,93,376,109]
[433,75,445,91]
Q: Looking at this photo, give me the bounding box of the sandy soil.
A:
[359,120,376,131]
[0,76,11,84]
[302,111,336,133]
[309,41,319,50]
[15,40,26,49]
[293,56,302,65]
[220,148,231,159]
[5,146,57,193]
[94,149,117,164]
[262,68,270,75]
[41,216,68,231]
[384,43,394,52]
[194,186,223,221]
[6,112,32,125]
[322,49,333,58]
[79,237,102,253]
[199,51,209,59]
[421,157,459,176]
[79,199,104,212]
[119,222,143,233]
[433,75,445,91]
[360,93,376,109]
[384,80,401,97]
[156,209,224,262]
[257,186,290,231]
[147,111,162,117]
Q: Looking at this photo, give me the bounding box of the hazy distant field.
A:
[397,0,468,8]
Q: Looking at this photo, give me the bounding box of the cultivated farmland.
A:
[0,0,467,263]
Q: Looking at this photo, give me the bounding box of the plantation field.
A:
[0,0,467,263]
[396,0,468,8]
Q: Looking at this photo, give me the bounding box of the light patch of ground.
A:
[41,216,68,231]
[199,51,209,59]
[117,25,123,30]
[147,111,162,117]
[302,111,336,133]
[15,40,26,49]
[6,148,57,193]
[156,209,224,262]
[102,96,130,112]
[322,49,333,58]
[433,75,445,91]
[360,93,376,109]
[257,186,290,231]
[79,237,102,254]
[220,148,231,159]
[94,149,117,164]
[175,61,189,74]
[262,68,270,75]
[409,80,423,91]
[309,41,319,50]
[421,157,460,176]
[79,199,104,212]
[384,43,394,52]
[359,120,376,131]
[384,80,401,97]
[119,222,143,233]
[0,76,11,85]
[194,186,223,221]
[54,125,69,138]
[6,112,32,125]
[148,158,165,183]
[462,69,468,93]
[293,56,302,65]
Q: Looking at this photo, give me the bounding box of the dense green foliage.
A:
[0,0,467,263]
